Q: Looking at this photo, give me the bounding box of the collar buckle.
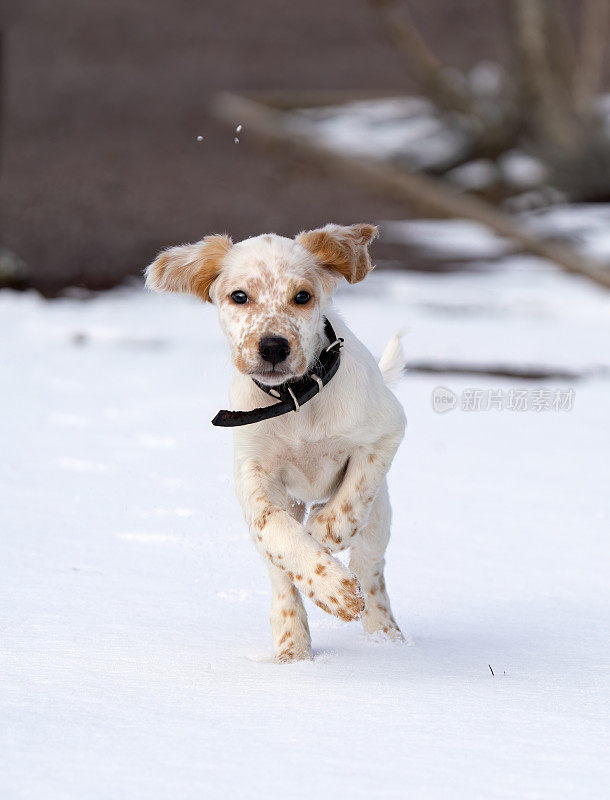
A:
[325,336,344,353]
[286,385,300,412]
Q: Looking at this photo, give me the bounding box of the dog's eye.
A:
[230,290,248,304]
[294,290,311,305]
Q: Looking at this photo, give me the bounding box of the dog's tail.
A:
[378,330,406,387]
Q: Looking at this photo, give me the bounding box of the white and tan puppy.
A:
[146,223,406,662]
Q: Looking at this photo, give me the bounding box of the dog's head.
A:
[146,223,378,385]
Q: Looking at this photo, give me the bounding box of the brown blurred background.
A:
[2,0,508,294]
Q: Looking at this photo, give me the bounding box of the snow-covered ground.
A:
[1,263,609,799]
[384,207,610,266]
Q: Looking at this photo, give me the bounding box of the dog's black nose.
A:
[258,336,290,366]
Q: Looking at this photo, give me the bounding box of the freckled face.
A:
[211,236,327,385]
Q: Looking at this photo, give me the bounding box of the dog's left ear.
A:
[145,234,232,302]
[295,223,379,285]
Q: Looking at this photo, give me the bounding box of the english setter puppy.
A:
[146,223,406,662]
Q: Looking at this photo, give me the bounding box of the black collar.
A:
[212,318,343,427]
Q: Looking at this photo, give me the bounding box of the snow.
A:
[498,149,548,188]
[447,158,498,191]
[384,207,610,268]
[1,265,609,799]
[383,218,514,260]
[523,204,610,262]
[288,97,470,170]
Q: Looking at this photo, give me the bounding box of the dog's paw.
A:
[308,509,361,551]
[362,603,404,640]
[275,642,314,664]
[294,555,364,622]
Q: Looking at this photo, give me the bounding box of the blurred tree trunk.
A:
[365,0,610,202]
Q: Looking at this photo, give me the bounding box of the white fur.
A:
[146,226,407,662]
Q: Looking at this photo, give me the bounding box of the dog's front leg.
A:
[265,500,312,663]
[267,562,312,662]
[308,431,402,551]
[235,459,364,639]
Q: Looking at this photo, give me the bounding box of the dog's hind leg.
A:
[349,480,404,641]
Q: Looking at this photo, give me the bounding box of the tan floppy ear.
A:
[145,234,232,303]
[295,223,379,285]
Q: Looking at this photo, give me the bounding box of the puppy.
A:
[146,223,406,662]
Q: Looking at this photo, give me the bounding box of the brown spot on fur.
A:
[295,574,303,581]
[277,648,295,662]
[254,506,277,532]
[279,631,291,645]
[314,563,326,576]
[287,571,294,581]
[325,522,342,545]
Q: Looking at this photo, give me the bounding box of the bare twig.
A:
[363,0,474,116]
[574,0,609,113]
[364,0,520,159]
[545,0,577,99]
[211,92,610,290]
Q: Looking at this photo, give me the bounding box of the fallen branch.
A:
[211,92,610,290]
[405,361,608,382]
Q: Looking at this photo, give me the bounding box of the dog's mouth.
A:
[249,367,297,386]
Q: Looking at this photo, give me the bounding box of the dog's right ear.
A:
[145,234,232,303]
